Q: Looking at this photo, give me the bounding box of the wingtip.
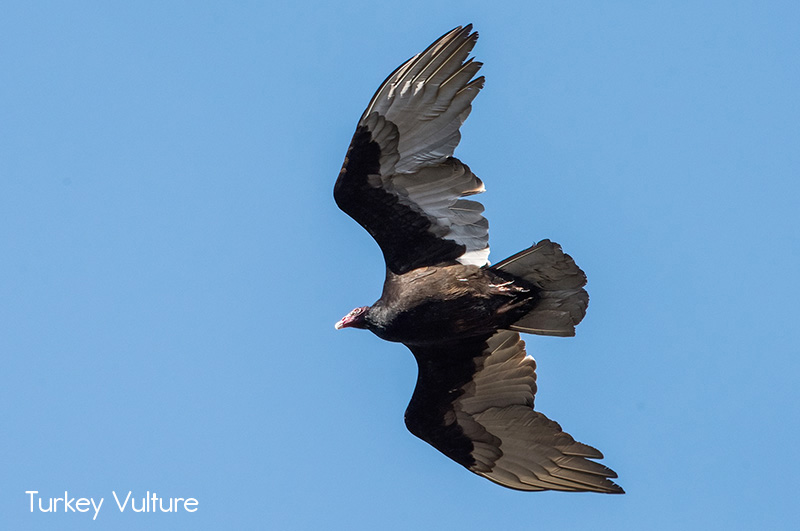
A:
[448,24,478,41]
[607,483,626,495]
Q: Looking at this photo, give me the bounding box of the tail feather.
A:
[492,240,588,337]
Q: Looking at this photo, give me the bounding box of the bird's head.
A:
[335,306,370,330]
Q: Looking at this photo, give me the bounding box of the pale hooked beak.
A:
[334,318,346,330]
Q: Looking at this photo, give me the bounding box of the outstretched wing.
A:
[405,330,623,493]
[334,25,490,275]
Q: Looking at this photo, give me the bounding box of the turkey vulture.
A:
[334,25,623,494]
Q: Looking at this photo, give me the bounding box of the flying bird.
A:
[334,25,623,494]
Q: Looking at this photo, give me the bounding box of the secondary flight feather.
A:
[334,25,623,494]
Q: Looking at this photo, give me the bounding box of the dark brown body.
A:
[364,264,537,346]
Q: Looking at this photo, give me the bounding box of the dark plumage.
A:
[334,25,623,493]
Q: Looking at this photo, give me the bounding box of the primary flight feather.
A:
[334,24,623,494]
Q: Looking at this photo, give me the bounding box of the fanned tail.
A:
[492,240,588,337]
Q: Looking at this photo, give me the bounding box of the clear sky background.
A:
[2,1,799,530]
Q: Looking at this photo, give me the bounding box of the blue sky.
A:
[2,1,799,529]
